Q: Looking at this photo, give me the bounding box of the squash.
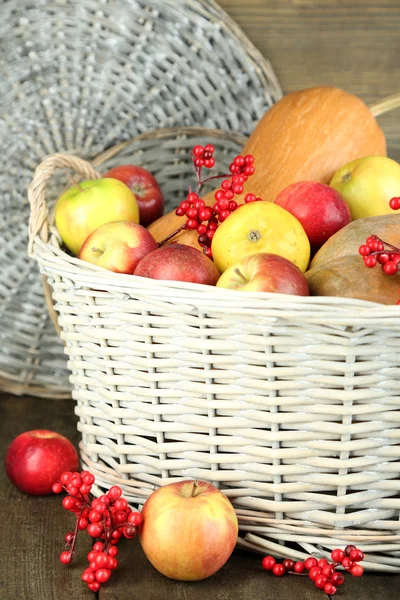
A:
[149,86,386,248]
[306,214,400,304]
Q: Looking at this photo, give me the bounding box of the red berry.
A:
[318,558,329,569]
[272,563,285,577]
[87,551,98,562]
[309,567,322,581]
[92,500,107,513]
[186,219,199,230]
[107,556,118,570]
[88,582,101,592]
[383,261,398,275]
[187,192,198,203]
[95,568,111,583]
[59,551,72,564]
[322,565,334,577]
[82,472,95,485]
[245,154,254,164]
[304,557,318,571]
[244,193,256,203]
[331,572,345,585]
[186,207,198,219]
[128,512,143,526]
[62,496,77,511]
[52,482,63,494]
[377,252,390,264]
[229,201,238,211]
[207,220,218,231]
[199,207,213,221]
[78,517,89,530]
[194,158,204,167]
[123,525,137,538]
[349,549,364,562]
[89,561,97,571]
[345,544,357,556]
[67,485,79,497]
[197,224,207,235]
[95,553,109,568]
[93,542,104,552]
[351,564,364,577]
[315,575,328,589]
[218,198,230,211]
[364,256,377,268]
[80,484,92,495]
[204,144,215,153]
[108,546,118,558]
[358,244,371,256]
[88,523,103,537]
[60,471,72,485]
[283,559,294,571]
[245,165,255,175]
[64,532,74,544]
[324,583,337,595]
[261,556,276,570]
[331,548,345,563]
[224,190,234,200]
[82,569,95,583]
[192,145,204,157]
[204,158,215,168]
[89,510,101,523]
[194,199,206,209]
[234,156,246,167]
[204,247,213,258]
[71,475,82,488]
[214,190,226,201]
[389,196,400,210]
[218,210,231,222]
[341,557,353,570]
[232,184,244,195]
[294,561,305,573]
[221,180,232,190]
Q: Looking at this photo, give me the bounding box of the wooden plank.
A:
[100,544,323,600]
[0,394,92,600]
[217,0,400,161]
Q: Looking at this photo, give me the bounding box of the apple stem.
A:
[158,223,187,247]
[234,268,248,283]
[191,480,199,497]
[64,171,85,193]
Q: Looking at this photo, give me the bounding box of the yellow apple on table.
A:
[78,221,158,273]
[55,178,139,255]
[139,479,238,581]
[211,201,310,273]
[330,156,400,220]
[217,253,309,296]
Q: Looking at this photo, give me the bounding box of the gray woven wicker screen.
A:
[0,0,281,397]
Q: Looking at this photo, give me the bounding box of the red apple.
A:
[5,430,79,495]
[134,243,220,285]
[139,480,238,581]
[274,181,351,251]
[103,165,164,227]
[78,220,158,273]
[216,253,309,295]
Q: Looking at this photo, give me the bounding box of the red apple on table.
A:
[103,165,164,227]
[139,480,238,581]
[79,221,158,273]
[134,243,220,285]
[216,253,309,295]
[55,178,139,255]
[5,430,79,495]
[274,181,351,251]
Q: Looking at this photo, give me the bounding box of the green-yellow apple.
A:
[211,201,310,273]
[139,480,238,581]
[217,253,309,295]
[55,178,139,255]
[78,221,158,273]
[330,156,400,220]
[134,243,220,285]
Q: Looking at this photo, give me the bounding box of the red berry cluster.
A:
[53,470,142,593]
[359,235,400,283]
[173,146,262,257]
[261,545,364,595]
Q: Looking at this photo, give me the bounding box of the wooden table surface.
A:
[1,393,398,600]
[2,1,400,599]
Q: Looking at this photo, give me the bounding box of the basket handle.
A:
[27,153,99,256]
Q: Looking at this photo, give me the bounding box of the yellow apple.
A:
[211,201,310,273]
[330,156,400,220]
[55,178,139,255]
[139,480,238,581]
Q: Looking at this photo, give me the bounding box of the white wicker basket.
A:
[28,127,400,572]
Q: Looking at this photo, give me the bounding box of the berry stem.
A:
[157,223,187,247]
[198,172,232,187]
[69,503,89,560]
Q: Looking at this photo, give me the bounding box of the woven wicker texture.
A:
[0,0,281,398]
[28,128,400,571]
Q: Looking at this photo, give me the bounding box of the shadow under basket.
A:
[28,127,400,572]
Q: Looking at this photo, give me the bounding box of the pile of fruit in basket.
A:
[54,86,400,304]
